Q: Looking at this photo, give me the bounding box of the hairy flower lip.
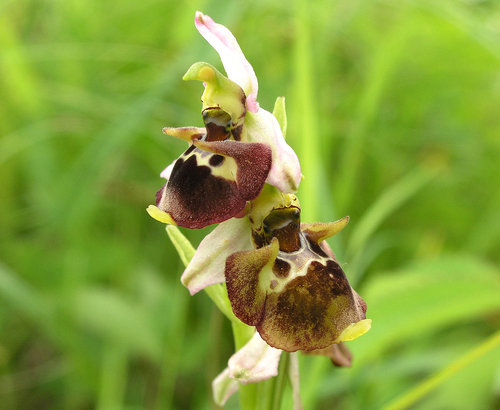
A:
[154,139,272,229]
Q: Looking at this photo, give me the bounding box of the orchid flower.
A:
[147,12,301,229]
[181,185,371,351]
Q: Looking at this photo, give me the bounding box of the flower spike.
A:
[148,11,371,410]
[162,126,206,143]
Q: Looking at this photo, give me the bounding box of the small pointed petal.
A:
[146,205,176,225]
[195,11,258,110]
[303,342,353,367]
[301,216,350,243]
[257,258,367,352]
[226,238,279,325]
[181,217,252,295]
[228,331,282,384]
[288,353,304,410]
[194,139,272,200]
[162,127,205,142]
[183,62,246,124]
[246,109,301,193]
[212,368,239,406]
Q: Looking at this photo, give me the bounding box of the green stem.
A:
[204,283,239,324]
[270,352,289,410]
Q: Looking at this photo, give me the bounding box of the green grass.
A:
[1,0,500,409]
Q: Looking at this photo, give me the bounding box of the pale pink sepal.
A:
[289,353,304,410]
[228,331,282,384]
[195,11,259,112]
[246,109,302,193]
[181,217,253,295]
[212,368,239,406]
[160,160,175,180]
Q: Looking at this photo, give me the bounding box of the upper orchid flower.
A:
[147,12,301,229]
[193,12,301,193]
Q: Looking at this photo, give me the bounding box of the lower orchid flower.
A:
[227,192,370,352]
[183,186,370,351]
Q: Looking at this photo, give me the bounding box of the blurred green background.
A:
[1,0,499,409]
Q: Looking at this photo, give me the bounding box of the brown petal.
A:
[257,259,366,352]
